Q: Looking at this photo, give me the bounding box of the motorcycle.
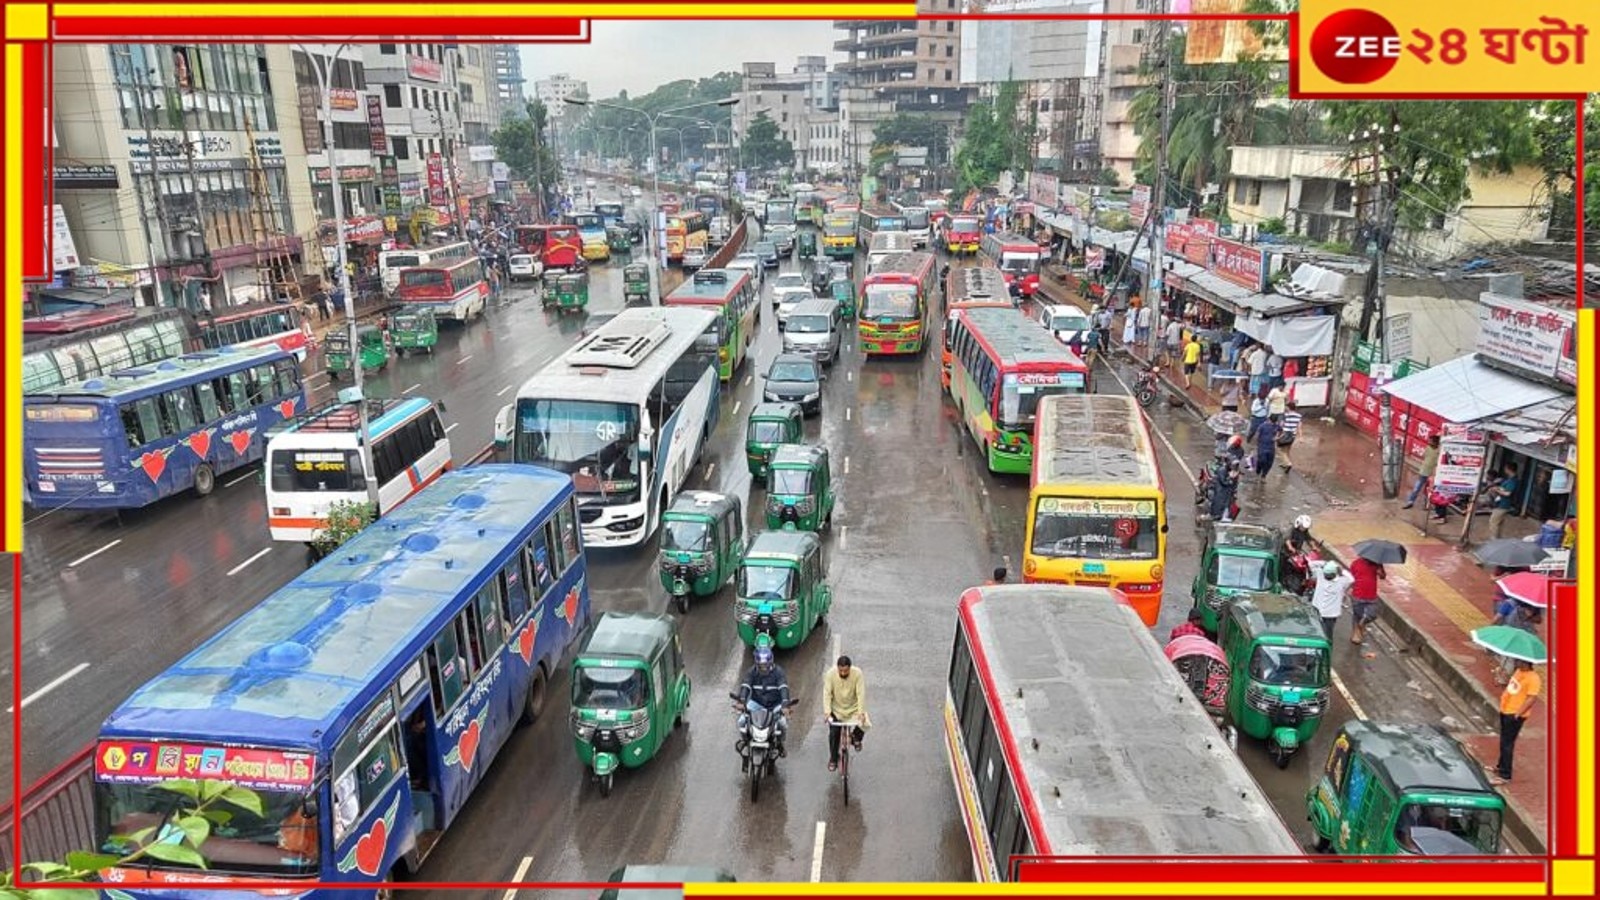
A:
[730,693,800,803]
[1282,543,1324,597]
[1195,458,1241,522]
[1134,367,1162,407]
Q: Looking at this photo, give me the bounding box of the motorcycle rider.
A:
[1285,515,1313,556]
[736,645,791,756]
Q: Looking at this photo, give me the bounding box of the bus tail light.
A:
[272,507,290,516]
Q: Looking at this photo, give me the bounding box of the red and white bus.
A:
[944,584,1304,881]
[858,251,936,356]
[196,302,312,362]
[396,256,488,322]
[944,215,982,256]
[516,223,585,274]
[980,232,1044,298]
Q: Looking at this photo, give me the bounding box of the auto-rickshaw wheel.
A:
[598,772,614,798]
[674,593,690,615]
[396,346,406,358]
[1312,835,1332,854]
[1270,740,1293,769]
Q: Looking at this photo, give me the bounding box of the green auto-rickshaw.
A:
[325,324,389,379]
[569,611,692,798]
[830,277,856,318]
[387,307,438,356]
[734,530,833,650]
[1308,720,1506,856]
[545,271,590,313]
[764,444,835,532]
[1218,592,1331,768]
[1191,521,1284,634]
[745,402,804,482]
[606,225,633,255]
[658,490,746,614]
[797,230,817,260]
[623,262,652,306]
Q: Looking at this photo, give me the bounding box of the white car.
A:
[585,177,597,188]
[727,253,763,287]
[682,247,709,271]
[631,186,643,198]
[1039,305,1093,354]
[507,253,542,281]
[771,273,813,328]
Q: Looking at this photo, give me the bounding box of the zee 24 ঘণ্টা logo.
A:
[1307,7,1589,85]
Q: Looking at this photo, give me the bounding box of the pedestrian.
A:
[1275,401,1302,473]
[1163,316,1183,364]
[1083,324,1102,369]
[1219,378,1243,413]
[1309,561,1354,641]
[1134,302,1152,345]
[1265,347,1285,388]
[1254,415,1279,478]
[1227,330,1249,370]
[986,566,1008,585]
[1265,380,1287,418]
[1246,388,1269,441]
[1348,555,1387,645]
[1121,310,1137,348]
[487,264,502,300]
[1181,333,1203,388]
[1246,344,1268,397]
[1486,462,1520,539]
[1490,659,1541,785]
[1402,434,1442,509]
[1208,461,1239,522]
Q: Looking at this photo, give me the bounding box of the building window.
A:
[411,86,420,107]
[1333,181,1354,212]
[947,20,955,32]
[945,69,954,82]
[1133,28,1144,43]
[1233,179,1247,204]
[385,84,402,107]
[461,83,474,103]
[1249,180,1262,205]
[380,43,396,54]
[393,136,410,160]
[946,45,954,58]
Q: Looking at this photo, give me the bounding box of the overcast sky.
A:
[520,21,841,99]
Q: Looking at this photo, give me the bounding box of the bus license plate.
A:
[1083,563,1107,575]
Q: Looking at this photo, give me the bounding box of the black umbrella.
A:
[1354,539,1408,565]
[1472,538,1551,570]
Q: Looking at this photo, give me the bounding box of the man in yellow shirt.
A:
[1491,660,1541,784]
[824,655,869,772]
[1181,335,1203,388]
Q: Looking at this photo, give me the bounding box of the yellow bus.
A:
[665,210,710,262]
[1023,393,1168,626]
[822,212,857,259]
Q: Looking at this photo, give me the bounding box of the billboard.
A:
[1183,0,1292,64]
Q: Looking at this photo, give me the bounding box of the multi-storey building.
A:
[492,44,527,118]
[834,0,968,100]
[362,42,468,223]
[456,44,501,217]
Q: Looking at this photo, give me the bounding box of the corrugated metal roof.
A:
[1376,355,1563,424]
[1476,395,1576,445]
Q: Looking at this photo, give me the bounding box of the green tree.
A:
[575,73,740,166]
[951,81,1029,195]
[491,100,561,206]
[741,111,794,169]
[1529,96,1598,243]
[871,113,949,165]
[310,498,376,560]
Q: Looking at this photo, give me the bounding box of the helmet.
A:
[1322,561,1341,577]
[1229,435,1245,448]
[754,647,774,666]
[1295,515,1312,531]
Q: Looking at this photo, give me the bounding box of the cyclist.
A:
[824,655,869,772]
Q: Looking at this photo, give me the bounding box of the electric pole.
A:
[1351,111,1403,499]
[1146,8,1174,359]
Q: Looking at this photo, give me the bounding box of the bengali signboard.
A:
[297,85,324,153]
[1209,237,1266,292]
[50,204,80,271]
[96,740,316,791]
[1164,221,1214,265]
[408,55,443,82]
[367,95,387,154]
[469,145,497,163]
[310,165,376,184]
[328,88,359,111]
[427,153,447,205]
[1434,437,1488,495]
[1085,246,1105,271]
[52,164,120,190]
[380,155,402,215]
[1129,184,1151,223]
[1475,292,1576,385]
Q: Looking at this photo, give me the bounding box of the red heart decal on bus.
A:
[227,430,254,456]
[518,621,538,664]
[561,587,579,626]
[184,429,213,460]
[135,449,171,484]
[457,721,482,773]
[277,399,297,419]
[352,818,387,876]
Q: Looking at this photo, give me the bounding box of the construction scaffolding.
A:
[242,117,305,306]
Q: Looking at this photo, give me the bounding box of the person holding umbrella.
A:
[1348,539,1406,645]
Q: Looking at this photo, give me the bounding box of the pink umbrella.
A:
[1497,572,1554,608]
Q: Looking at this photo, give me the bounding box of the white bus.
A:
[503,306,722,548]
[264,396,453,550]
[378,241,473,297]
[893,201,932,248]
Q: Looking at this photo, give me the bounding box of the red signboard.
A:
[95,740,316,791]
[427,152,447,205]
[1129,185,1151,223]
[328,88,359,111]
[1209,237,1266,292]
[408,55,443,82]
[1164,222,1212,265]
[366,94,387,155]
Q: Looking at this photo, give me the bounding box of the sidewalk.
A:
[1037,273,1550,853]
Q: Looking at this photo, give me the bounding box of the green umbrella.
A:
[1469,625,1547,664]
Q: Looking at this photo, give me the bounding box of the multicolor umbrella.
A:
[1472,539,1551,569]
[1354,539,1408,565]
[1496,572,1555,608]
[1469,625,1547,664]
[1205,411,1250,436]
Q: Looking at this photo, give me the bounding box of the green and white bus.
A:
[664,268,760,381]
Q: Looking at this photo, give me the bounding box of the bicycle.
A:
[829,717,863,806]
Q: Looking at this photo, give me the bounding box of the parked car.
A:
[1039,304,1094,355]
[507,253,542,281]
[682,246,709,271]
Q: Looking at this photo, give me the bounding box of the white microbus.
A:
[893,202,932,248]
[503,306,722,548]
[264,396,453,548]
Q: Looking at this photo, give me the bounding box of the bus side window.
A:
[557,500,580,565]
[397,420,427,464]
[226,371,250,410]
[528,527,555,595]
[254,364,279,400]
[461,604,486,677]
[373,435,400,485]
[961,655,988,764]
[949,630,975,721]
[156,390,185,434]
[426,626,467,716]
[427,410,447,446]
[120,404,148,448]
[194,379,222,423]
[975,711,1006,832]
[475,580,505,655]
[210,376,236,415]
[274,359,300,397]
[500,550,531,627]
[991,773,1022,878]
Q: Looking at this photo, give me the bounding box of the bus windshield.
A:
[574,667,647,710]
[825,220,853,237]
[570,214,602,230]
[999,380,1082,427]
[515,399,641,503]
[862,285,918,320]
[1030,502,1160,560]
[1001,252,1040,274]
[904,209,930,229]
[381,252,421,270]
[95,781,320,876]
[269,448,367,493]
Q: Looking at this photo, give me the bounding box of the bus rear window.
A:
[400,270,448,288]
[270,448,367,492]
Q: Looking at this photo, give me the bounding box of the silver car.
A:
[771,274,813,329]
[781,298,843,364]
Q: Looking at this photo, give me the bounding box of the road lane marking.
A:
[839,525,847,548]
[846,371,853,382]
[744,374,753,386]
[1331,670,1367,720]
[445,423,459,433]
[403,383,422,394]
[732,400,741,416]
[457,355,473,365]
[1103,363,1197,486]
[497,384,514,396]
[810,821,827,882]
[845,407,851,422]
[227,547,273,577]
[503,856,534,899]
[67,539,121,568]
[843,456,850,475]
[6,662,89,714]
[705,462,716,481]
[223,470,257,488]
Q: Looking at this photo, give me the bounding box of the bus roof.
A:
[956,584,1303,856]
[864,252,935,281]
[515,306,719,404]
[665,268,750,303]
[985,232,1039,249]
[26,345,290,401]
[266,396,434,444]
[1032,394,1160,489]
[948,266,1010,303]
[100,465,575,749]
[957,307,1084,370]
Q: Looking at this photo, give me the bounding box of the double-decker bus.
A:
[664,268,759,381]
[980,232,1045,298]
[396,257,488,323]
[892,201,932,248]
[945,584,1303,881]
[195,301,313,362]
[595,200,627,230]
[23,306,196,394]
[945,214,983,255]
[92,465,591,894]
[665,210,710,263]
[941,266,1013,390]
[764,198,796,228]
[23,345,305,509]
[264,396,453,549]
[856,205,908,248]
[564,211,611,261]
[946,306,1089,475]
[507,306,721,548]
[1024,393,1168,624]
[822,212,858,259]
[858,251,936,356]
[515,224,584,274]
[379,241,473,297]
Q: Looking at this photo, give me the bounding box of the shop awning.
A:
[1234,314,1338,357]
[1376,354,1564,425]
[1475,395,1576,466]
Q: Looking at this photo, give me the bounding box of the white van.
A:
[782,298,844,365]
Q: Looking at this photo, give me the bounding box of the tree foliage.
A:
[741,111,794,169]
[572,73,740,165]
[871,113,949,165]
[311,498,377,557]
[491,100,561,196]
[1529,97,1599,243]
[952,81,1028,195]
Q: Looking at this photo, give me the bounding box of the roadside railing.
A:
[0,745,95,873]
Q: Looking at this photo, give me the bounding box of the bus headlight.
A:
[1150,563,1164,581]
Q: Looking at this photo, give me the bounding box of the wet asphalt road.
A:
[7,201,1502,882]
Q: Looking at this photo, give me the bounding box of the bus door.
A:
[399,694,444,840]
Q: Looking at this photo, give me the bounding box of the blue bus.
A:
[91,465,591,893]
[23,345,306,510]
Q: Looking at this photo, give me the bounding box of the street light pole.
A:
[305,41,378,509]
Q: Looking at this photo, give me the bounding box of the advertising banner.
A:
[298,85,324,153]
[366,95,387,154]
[1129,184,1151,223]
[1476,292,1576,383]
[1435,437,1488,495]
[427,153,447,205]
[1209,237,1267,292]
[380,155,402,215]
